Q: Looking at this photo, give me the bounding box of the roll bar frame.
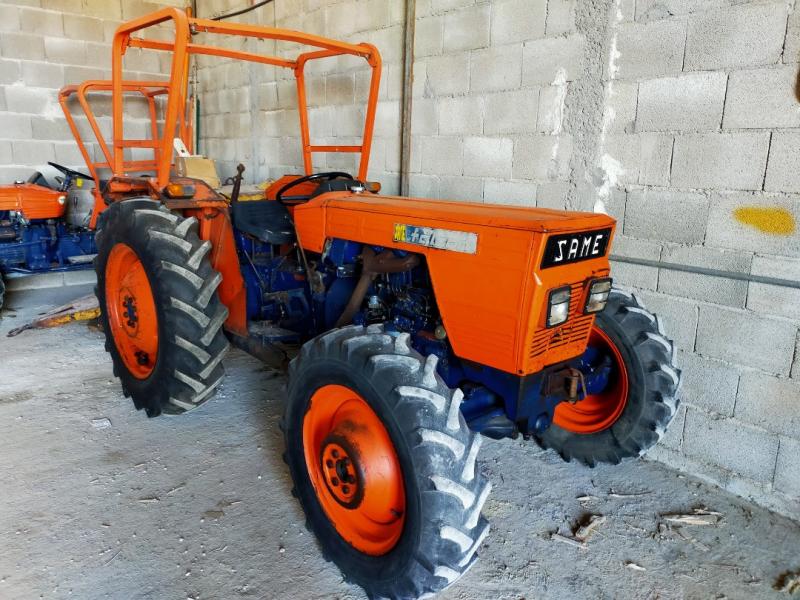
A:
[60,7,382,194]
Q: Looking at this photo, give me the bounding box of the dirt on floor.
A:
[1,285,799,600]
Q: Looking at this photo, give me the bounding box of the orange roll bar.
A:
[86,7,382,192]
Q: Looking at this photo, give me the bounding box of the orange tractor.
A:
[63,9,681,599]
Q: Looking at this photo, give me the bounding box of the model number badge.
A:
[541,228,611,269]
[393,224,478,254]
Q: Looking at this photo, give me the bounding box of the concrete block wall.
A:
[0,0,183,182]
[598,0,800,520]
[409,0,576,205]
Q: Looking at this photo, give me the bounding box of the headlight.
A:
[547,286,571,328]
[57,195,66,205]
[585,278,612,314]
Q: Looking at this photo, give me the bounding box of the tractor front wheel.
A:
[536,288,681,466]
[94,199,229,417]
[284,324,491,599]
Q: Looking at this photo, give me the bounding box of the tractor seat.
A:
[231,199,296,245]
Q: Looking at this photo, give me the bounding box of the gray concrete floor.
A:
[1,285,799,600]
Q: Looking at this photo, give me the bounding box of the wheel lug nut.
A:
[332,449,339,458]
[331,477,339,486]
[341,485,350,494]
[326,459,334,468]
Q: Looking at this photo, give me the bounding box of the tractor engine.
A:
[0,209,96,273]
[0,211,48,270]
[0,212,20,242]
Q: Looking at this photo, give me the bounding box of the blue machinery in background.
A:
[0,220,96,274]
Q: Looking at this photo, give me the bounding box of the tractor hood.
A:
[294,190,617,378]
[0,183,66,220]
[317,193,615,234]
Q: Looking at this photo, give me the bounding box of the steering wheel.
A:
[275,172,356,205]
[48,161,93,181]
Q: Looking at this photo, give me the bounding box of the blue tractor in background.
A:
[0,162,98,309]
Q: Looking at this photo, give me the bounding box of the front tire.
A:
[95,199,229,417]
[284,324,491,599]
[536,288,681,466]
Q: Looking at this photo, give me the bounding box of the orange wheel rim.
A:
[105,243,158,380]
[553,326,629,434]
[303,384,405,556]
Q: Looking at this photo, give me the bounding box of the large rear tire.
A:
[284,324,491,599]
[535,288,681,466]
[94,199,229,417]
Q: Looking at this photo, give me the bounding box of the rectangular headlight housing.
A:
[585,278,613,314]
[165,182,196,199]
[547,286,572,328]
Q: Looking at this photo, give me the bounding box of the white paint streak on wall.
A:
[607,4,623,80]
[594,0,625,214]
[548,68,568,135]
[594,153,624,213]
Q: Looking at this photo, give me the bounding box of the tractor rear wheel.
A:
[535,288,681,466]
[94,199,229,417]
[284,324,491,599]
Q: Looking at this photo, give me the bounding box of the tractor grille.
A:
[529,281,593,359]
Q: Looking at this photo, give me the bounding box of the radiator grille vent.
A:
[529,281,593,358]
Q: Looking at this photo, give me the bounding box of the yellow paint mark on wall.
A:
[733,207,796,235]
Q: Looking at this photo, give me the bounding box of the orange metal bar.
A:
[148,94,161,166]
[295,67,313,175]
[119,140,160,148]
[112,7,190,188]
[87,160,160,172]
[190,18,374,57]
[187,92,195,155]
[358,43,382,181]
[296,48,344,63]
[129,37,298,69]
[309,146,363,153]
[179,40,191,145]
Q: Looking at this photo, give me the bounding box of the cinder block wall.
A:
[197,0,800,519]
[598,0,800,521]
[0,0,182,183]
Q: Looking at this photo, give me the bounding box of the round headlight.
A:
[57,195,66,205]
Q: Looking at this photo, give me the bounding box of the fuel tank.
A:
[65,177,96,228]
[0,183,66,220]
